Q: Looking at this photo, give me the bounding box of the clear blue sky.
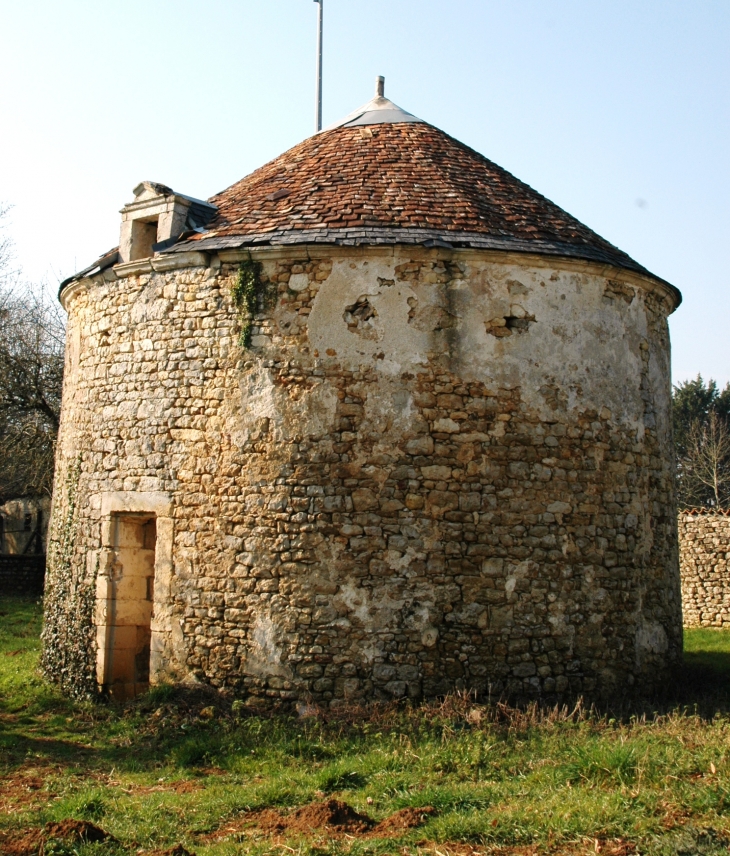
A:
[1,0,728,386]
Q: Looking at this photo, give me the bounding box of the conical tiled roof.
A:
[167,86,676,297]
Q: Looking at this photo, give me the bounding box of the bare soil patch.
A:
[43,820,109,844]
[253,799,374,835]
[0,829,44,856]
[203,799,437,843]
[0,820,110,856]
[0,767,61,813]
[371,806,438,835]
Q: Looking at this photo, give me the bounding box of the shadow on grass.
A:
[0,729,97,766]
[645,627,730,716]
[659,656,730,718]
[682,651,730,681]
[0,680,249,774]
[6,595,730,780]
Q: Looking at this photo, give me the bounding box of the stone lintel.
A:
[113,259,154,278]
[120,199,172,221]
[101,491,172,517]
[120,194,192,220]
[151,251,209,272]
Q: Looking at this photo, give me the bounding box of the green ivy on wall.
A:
[231,259,273,349]
[41,453,97,700]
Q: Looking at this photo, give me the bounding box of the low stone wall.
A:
[0,555,46,596]
[679,509,730,627]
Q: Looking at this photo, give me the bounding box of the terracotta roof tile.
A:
[162,115,676,303]
[192,122,640,275]
[61,105,680,305]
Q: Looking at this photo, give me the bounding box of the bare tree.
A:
[0,208,65,503]
[674,376,730,509]
[0,204,14,278]
[680,411,730,508]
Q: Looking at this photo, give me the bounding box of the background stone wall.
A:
[45,245,681,702]
[679,509,730,627]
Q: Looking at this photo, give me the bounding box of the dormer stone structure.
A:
[117,181,216,266]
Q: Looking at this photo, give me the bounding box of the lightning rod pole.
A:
[314,0,323,132]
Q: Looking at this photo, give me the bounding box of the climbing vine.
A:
[231,259,271,349]
[41,452,97,700]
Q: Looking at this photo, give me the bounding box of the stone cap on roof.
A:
[325,77,423,130]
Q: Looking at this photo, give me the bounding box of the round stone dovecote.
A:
[44,84,683,703]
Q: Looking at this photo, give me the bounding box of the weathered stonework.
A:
[679,510,730,627]
[45,242,681,703]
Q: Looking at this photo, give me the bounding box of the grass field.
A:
[2,598,730,855]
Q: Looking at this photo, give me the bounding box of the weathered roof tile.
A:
[185,120,653,281]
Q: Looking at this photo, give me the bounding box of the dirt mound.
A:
[250,799,373,836]
[239,808,289,836]
[43,820,109,844]
[0,829,44,856]
[204,800,436,843]
[291,799,374,834]
[0,820,110,855]
[371,806,436,835]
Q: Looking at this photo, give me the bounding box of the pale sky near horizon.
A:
[0,0,728,386]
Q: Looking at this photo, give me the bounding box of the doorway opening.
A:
[98,513,156,699]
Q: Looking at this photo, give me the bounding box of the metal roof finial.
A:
[376,76,385,98]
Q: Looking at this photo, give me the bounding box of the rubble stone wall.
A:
[679,510,730,627]
[44,245,681,702]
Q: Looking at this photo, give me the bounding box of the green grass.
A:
[0,595,47,706]
[3,596,730,855]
